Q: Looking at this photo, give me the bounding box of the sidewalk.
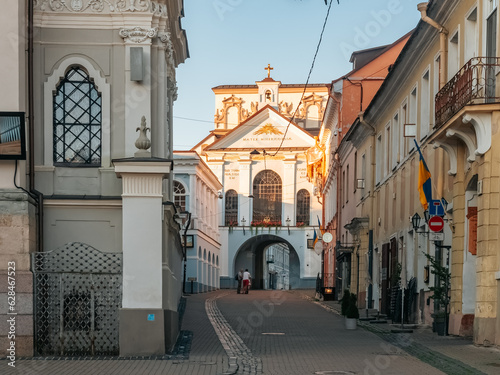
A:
[297,290,500,375]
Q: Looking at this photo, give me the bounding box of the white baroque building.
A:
[192,69,329,289]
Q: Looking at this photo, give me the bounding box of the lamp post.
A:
[286,216,291,235]
[178,211,191,295]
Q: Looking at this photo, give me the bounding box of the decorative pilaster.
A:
[113,151,172,355]
[239,159,252,224]
[283,157,297,224]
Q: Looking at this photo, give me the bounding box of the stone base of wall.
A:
[0,271,34,358]
[459,314,474,337]
[119,307,179,356]
[358,291,367,309]
[474,316,496,346]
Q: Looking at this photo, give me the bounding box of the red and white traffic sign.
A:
[428,216,444,232]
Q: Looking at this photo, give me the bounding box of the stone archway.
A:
[233,234,300,290]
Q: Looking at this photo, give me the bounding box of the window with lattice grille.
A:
[225,189,238,226]
[174,180,186,212]
[252,170,282,223]
[296,189,310,225]
[53,66,102,166]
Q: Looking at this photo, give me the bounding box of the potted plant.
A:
[424,252,451,336]
[345,292,359,330]
[340,289,350,316]
[432,310,447,336]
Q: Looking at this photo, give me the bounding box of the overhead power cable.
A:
[271,0,335,156]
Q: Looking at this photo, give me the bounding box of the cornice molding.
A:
[34,0,167,14]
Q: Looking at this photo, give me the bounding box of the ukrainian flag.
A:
[313,228,318,247]
[313,216,323,246]
[414,140,432,210]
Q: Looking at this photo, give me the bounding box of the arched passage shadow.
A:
[233,234,300,290]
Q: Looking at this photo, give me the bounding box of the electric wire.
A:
[270,0,335,157]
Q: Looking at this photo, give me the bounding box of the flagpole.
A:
[414,140,453,230]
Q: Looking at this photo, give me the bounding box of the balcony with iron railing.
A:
[435,57,500,129]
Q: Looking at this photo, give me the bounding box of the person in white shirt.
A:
[236,269,243,294]
[242,269,251,294]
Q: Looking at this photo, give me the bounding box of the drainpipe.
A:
[359,114,376,311]
[418,2,447,200]
[28,0,44,253]
[418,2,448,89]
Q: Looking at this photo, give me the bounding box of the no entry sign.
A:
[428,216,444,232]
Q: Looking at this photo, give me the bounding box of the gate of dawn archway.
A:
[233,234,300,290]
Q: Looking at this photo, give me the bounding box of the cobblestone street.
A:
[3,290,500,374]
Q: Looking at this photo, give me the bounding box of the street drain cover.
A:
[262,332,285,335]
[314,372,356,375]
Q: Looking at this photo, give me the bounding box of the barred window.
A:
[296,189,310,225]
[252,170,282,223]
[53,66,101,166]
[225,189,238,226]
[174,180,186,212]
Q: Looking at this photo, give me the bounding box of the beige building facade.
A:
[324,0,500,346]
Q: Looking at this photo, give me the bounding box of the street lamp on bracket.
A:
[411,212,430,234]
[176,210,191,294]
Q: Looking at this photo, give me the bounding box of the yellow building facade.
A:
[324,0,500,345]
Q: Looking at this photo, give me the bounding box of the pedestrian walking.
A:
[242,269,251,294]
[236,269,243,294]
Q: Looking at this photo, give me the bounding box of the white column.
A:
[208,161,224,225]
[284,158,297,224]
[114,159,171,355]
[115,161,171,307]
[239,160,252,223]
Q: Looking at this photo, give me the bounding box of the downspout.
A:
[359,113,376,310]
[418,2,448,89]
[344,77,363,112]
[28,0,43,253]
[418,3,447,202]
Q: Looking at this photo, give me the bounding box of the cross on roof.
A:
[265,64,274,78]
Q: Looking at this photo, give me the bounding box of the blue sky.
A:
[173,0,423,150]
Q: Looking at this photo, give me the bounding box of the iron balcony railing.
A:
[435,57,500,129]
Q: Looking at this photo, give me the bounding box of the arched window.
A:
[225,189,238,226]
[53,66,101,166]
[252,170,282,223]
[174,180,187,212]
[296,189,310,225]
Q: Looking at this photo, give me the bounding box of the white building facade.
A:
[173,151,222,293]
[193,71,329,289]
